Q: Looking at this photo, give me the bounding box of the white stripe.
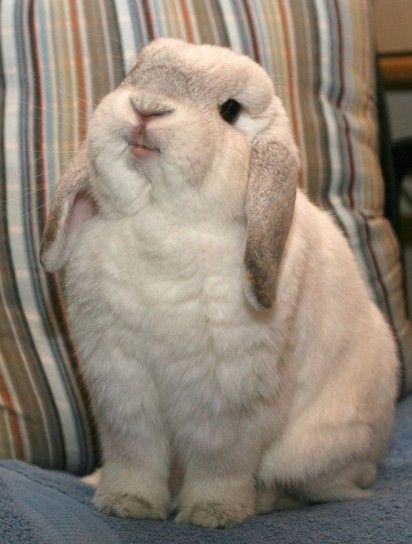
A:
[136,1,150,44]
[99,0,117,91]
[218,0,243,53]
[114,0,139,73]
[41,0,59,206]
[312,0,362,243]
[314,0,341,190]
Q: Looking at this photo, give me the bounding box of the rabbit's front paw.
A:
[175,502,253,528]
[93,491,168,520]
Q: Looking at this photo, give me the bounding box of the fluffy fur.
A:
[41,39,398,528]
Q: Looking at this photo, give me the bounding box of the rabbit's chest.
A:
[68,213,279,422]
[71,214,266,359]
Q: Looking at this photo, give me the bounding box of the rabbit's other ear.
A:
[40,144,97,272]
[244,139,298,310]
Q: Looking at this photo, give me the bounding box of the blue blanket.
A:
[1,395,411,544]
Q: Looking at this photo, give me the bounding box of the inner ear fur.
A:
[40,144,97,272]
[244,140,298,310]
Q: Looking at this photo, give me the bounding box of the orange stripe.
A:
[278,0,299,148]
[0,371,25,459]
[143,0,155,39]
[69,0,87,142]
[180,0,194,43]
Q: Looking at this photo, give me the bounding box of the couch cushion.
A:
[0,0,411,473]
[0,394,411,544]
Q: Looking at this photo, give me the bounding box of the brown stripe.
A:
[69,0,87,141]
[82,2,112,106]
[0,407,13,458]
[278,0,300,151]
[103,0,125,87]
[180,0,194,43]
[289,0,325,200]
[0,371,24,459]
[143,0,155,40]
[192,0,214,43]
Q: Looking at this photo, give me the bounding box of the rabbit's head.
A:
[41,38,299,309]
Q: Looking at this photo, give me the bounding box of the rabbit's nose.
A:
[129,96,173,122]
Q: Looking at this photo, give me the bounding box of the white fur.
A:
[68,189,397,524]
[55,41,397,527]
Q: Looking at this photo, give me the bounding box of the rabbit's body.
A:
[65,188,396,523]
[41,39,398,527]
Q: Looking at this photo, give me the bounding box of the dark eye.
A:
[219,99,241,124]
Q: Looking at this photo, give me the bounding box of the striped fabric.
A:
[0,0,411,474]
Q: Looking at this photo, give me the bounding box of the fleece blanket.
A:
[1,395,411,544]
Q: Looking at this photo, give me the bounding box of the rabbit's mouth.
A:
[130,143,159,159]
[126,131,159,159]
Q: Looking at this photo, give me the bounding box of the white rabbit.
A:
[41,39,398,528]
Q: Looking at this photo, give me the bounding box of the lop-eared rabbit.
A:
[41,39,398,528]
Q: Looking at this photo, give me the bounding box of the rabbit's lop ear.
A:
[244,138,298,310]
[40,144,97,272]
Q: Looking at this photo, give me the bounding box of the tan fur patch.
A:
[244,141,298,309]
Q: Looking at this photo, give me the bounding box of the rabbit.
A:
[40,38,399,528]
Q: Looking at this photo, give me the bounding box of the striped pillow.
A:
[1,0,411,474]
